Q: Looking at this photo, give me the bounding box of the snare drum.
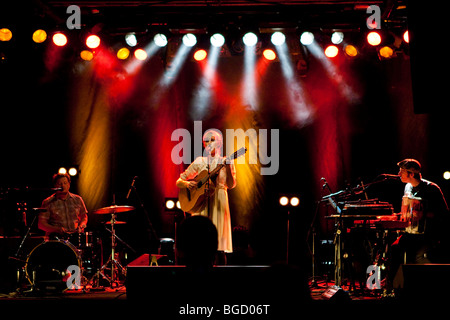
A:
[25,240,82,291]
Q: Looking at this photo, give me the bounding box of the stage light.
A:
[117,47,130,60]
[134,48,148,60]
[324,45,339,58]
[193,49,207,61]
[279,195,300,207]
[300,32,314,46]
[210,33,225,47]
[271,32,286,46]
[275,40,312,124]
[154,33,168,47]
[263,49,276,61]
[125,32,137,47]
[367,31,382,46]
[58,167,67,174]
[0,28,12,41]
[443,171,450,180]
[331,32,344,45]
[165,198,181,211]
[52,32,67,46]
[403,30,409,43]
[379,46,394,59]
[32,29,47,43]
[166,199,175,209]
[86,34,100,49]
[80,50,94,61]
[182,33,197,47]
[68,167,78,176]
[290,197,300,207]
[279,196,289,206]
[243,32,258,46]
[344,44,358,57]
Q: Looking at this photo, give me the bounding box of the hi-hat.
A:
[105,220,127,225]
[92,205,135,214]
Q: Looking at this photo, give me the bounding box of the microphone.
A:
[379,174,400,180]
[126,176,138,200]
[321,177,332,192]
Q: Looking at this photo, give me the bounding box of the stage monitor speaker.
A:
[321,285,351,302]
[394,264,450,302]
[126,255,312,317]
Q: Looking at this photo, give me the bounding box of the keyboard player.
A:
[390,159,450,275]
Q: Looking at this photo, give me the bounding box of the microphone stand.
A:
[206,157,211,219]
[12,209,42,260]
[128,181,159,245]
[307,201,320,288]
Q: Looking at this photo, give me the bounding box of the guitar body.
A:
[178,170,215,213]
[178,147,247,213]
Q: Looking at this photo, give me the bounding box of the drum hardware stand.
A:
[12,208,43,260]
[104,226,137,255]
[97,213,127,287]
[8,208,45,293]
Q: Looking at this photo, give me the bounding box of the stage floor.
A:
[0,280,448,318]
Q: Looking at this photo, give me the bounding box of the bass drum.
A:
[25,240,82,292]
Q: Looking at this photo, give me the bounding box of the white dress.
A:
[179,155,236,253]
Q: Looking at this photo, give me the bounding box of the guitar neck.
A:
[197,148,246,186]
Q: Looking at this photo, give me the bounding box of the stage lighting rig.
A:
[32,29,47,43]
[165,198,181,211]
[52,32,67,47]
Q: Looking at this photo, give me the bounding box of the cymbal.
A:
[105,220,127,225]
[92,205,135,214]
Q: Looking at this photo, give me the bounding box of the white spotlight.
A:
[444,171,450,180]
[300,32,314,46]
[271,32,286,46]
[279,196,289,206]
[154,33,168,47]
[125,32,137,47]
[182,33,197,47]
[331,32,344,45]
[210,33,225,47]
[243,32,258,46]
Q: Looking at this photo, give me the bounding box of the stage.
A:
[1,1,450,317]
[2,253,450,318]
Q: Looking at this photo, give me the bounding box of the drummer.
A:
[38,173,88,238]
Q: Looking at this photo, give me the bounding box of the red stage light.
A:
[324,45,339,58]
[263,49,276,61]
[194,49,207,61]
[367,31,382,46]
[86,34,101,49]
[52,32,67,46]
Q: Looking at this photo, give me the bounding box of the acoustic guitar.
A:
[178,147,247,213]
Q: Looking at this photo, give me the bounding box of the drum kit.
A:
[14,204,136,293]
